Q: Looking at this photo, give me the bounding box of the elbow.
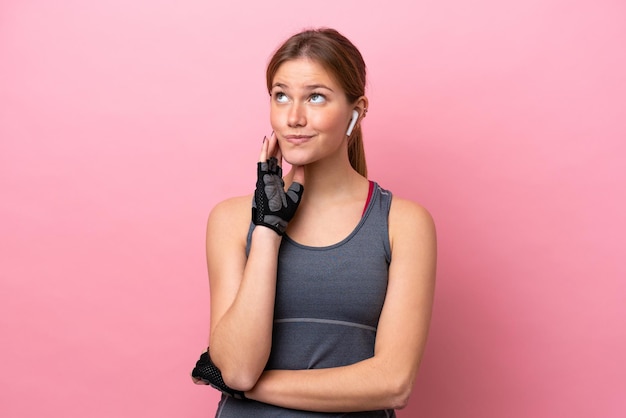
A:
[386,377,414,410]
[389,387,412,410]
[220,367,262,392]
[209,344,269,392]
[390,387,412,410]
[208,350,264,392]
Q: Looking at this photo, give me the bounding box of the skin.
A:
[200,58,437,412]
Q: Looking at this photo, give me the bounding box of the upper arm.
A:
[205,195,253,339]
[374,197,437,388]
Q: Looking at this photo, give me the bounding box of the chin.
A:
[281,150,314,167]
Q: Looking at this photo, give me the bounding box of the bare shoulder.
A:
[389,197,436,240]
[208,194,252,223]
[387,196,437,263]
[206,194,253,244]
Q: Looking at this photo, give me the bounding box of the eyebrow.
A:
[271,82,334,92]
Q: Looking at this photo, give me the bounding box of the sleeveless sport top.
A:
[215,183,395,418]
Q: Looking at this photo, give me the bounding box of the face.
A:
[269,58,355,167]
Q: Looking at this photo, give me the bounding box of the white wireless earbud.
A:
[346,109,359,136]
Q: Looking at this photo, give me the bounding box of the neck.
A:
[283,152,367,203]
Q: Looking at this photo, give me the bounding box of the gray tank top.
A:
[216,183,395,418]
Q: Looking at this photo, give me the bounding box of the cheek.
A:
[313,112,348,135]
[269,106,280,129]
[269,106,294,131]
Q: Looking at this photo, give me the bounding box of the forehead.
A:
[272,58,340,89]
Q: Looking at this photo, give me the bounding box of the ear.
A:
[353,96,369,124]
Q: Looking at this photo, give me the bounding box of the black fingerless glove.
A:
[191,348,246,400]
[252,157,304,235]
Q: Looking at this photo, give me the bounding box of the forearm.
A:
[246,356,413,412]
[209,226,281,389]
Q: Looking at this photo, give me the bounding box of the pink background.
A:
[1,1,625,417]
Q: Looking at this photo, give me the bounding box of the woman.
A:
[192,28,437,417]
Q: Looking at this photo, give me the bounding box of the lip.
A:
[283,134,314,145]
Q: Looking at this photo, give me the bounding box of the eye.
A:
[309,93,326,104]
[273,92,289,103]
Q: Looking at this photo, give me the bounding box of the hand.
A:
[252,133,304,235]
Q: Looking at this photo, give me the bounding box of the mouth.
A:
[283,134,314,145]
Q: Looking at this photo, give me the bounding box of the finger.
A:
[191,377,209,385]
[258,135,269,162]
[268,131,283,168]
[286,181,304,207]
[267,131,278,160]
[268,132,284,169]
[291,165,305,186]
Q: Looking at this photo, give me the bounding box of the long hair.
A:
[266,28,368,177]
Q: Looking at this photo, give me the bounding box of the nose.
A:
[287,103,306,128]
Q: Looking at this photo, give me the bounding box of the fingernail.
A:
[263,136,267,143]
